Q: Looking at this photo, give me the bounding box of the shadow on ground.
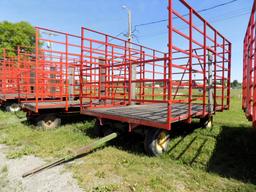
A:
[20,114,94,128]
[86,121,203,156]
[207,124,256,184]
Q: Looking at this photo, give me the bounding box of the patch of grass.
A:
[92,184,119,192]
[95,171,106,179]
[1,165,8,173]
[0,113,96,158]
[0,165,9,189]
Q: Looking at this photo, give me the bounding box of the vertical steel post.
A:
[139,47,142,102]
[188,8,193,123]
[3,49,6,95]
[124,41,127,103]
[214,32,217,111]
[111,46,114,104]
[248,16,253,117]
[221,39,225,110]
[80,28,84,110]
[227,43,232,110]
[152,50,155,100]
[164,53,167,101]
[17,46,21,101]
[60,54,63,100]
[142,51,145,103]
[203,21,207,116]
[35,28,39,112]
[167,0,173,130]
[65,33,69,111]
[246,42,251,116]
[242,38,247,110]
[128,39,132,105]
[89,41,92,106]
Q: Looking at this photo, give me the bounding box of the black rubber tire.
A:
[94,120,104,137]
[94,120,116,138]
[100,121,114,137]
[36,114,61,130]
[5,103,21,112]
[103,127,114,137]
[144,129,171,156]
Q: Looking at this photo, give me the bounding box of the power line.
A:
[96,31,125,49]
[133,0,239,30]
[105,0,240,45]
[137,10,250,40]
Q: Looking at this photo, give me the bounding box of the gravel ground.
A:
[0,144,84,192]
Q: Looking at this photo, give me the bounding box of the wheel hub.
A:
[156,131,169,152]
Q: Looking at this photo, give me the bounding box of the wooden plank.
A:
[87,103,206,124]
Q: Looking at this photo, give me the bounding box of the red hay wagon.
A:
[21,27,82,129]
[242,0,256,128]
[0,0,231,155]
[79,0,231,155]
[0,47,35,112]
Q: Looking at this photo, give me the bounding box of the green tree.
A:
[231,80,241,88]
[0,21,35,56]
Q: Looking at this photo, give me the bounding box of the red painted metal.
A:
[16,46,37,102]
[80,0,231,130]
[0,46,40,105]
[242,0,256,127]
[0,48,19,101]
[22,27,82,113]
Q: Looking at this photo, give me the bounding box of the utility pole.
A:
[122,5,136,104]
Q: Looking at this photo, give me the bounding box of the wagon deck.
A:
[23,100,81,112]
[0,93,35,101]
[81,103,211,128]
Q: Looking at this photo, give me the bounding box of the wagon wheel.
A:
[36,114,61,130]
[200,116,213,128]
[94,120,115,137]
[6,103,21,113]
[144,129,171,156]
[26,113,38,123]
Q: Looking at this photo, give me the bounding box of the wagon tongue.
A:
[22,132,118,178]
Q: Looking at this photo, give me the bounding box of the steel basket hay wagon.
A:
[80,0,231,156]
[22,27,82,129]
[0,47,36,112]
[242,0,256,128]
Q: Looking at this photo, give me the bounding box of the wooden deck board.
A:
[83,103,208,124]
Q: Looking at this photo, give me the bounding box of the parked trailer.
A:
[242,0,256,128]
[22,27,82,129]
[80,0,231,156]
[0,47,35,112]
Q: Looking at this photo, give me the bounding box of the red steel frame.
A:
[22,27,81,113]
[16,46,36,101]
[242,0,256,127]
[80,0,231,130]
[0,46,43,106]
[0,48,19,102]
[80,27,166,107]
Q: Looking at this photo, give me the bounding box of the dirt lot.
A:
[0,144,83,192]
